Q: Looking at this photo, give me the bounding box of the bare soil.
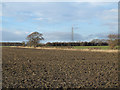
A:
[2,47,119,88]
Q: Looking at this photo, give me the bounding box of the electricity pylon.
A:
[71,24,79,42]
[72,27,74,41]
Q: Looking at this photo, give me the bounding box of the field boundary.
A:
[8,46,119,53]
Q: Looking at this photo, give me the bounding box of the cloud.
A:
[96,8,118,31]
[14,31,23,35]
[109,9,118,13]
[1,29,114,42]
[0,28,2,31]
[2,30,28,41]
[103,22,118,29]
[88,2,109,7]
[43,31,109,42]
[98,8,118,21]
[2,2,118,26]
[34,17,52,21]
[0,3,2,27]
[3,2,114,23]
[0,3,2,17]
[42,31,86,42]
[2,0,119,2]
[34,18,44,21]
[2,2,118,42]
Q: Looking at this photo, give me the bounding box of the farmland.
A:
[2,47,119,88]
[73,46,109,50]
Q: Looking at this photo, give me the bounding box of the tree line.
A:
[0,42,23,46]
[45,41,108,46]
[25,32,119,49]
[1,32,119,49]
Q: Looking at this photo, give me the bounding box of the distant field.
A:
[0,46,119,50]
[0,46,10,47]
[37,46,110,50]
[0,46,111,50]
[73,46,110,50]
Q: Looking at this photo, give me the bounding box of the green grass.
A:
[44,46,111,50]
[0,46,10,47]
[0,46,16,47]
[73,46,110,50]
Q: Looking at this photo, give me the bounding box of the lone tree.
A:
[26,32,44,48]
[107,34,118,49]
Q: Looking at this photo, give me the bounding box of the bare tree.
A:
[22,41,25,47]
[91,39,107,46]
[26,32,44,48]
[108,34,118,49]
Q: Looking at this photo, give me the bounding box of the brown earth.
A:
[2,47,119,88]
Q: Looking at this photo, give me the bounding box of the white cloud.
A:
[96,8,118,31]
[42,31,111,42]
[2,0,119,2]
[109,9,118,13]
[89,2,113,7]
[34,12,43,17]
[35,18,44,21]
[98,8,118,21]
[0,3,2,17]
[14,31,23,35]
[2,2,118,24]
[43,31,83,42]
[34,17,52,21]
[2,2,118,42]
[2,29,31,41]
[103,22,118,32]
[1,28,116,42]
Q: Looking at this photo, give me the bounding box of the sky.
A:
[0,2,118,43]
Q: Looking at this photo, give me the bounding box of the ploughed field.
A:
[2,47,119,88]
